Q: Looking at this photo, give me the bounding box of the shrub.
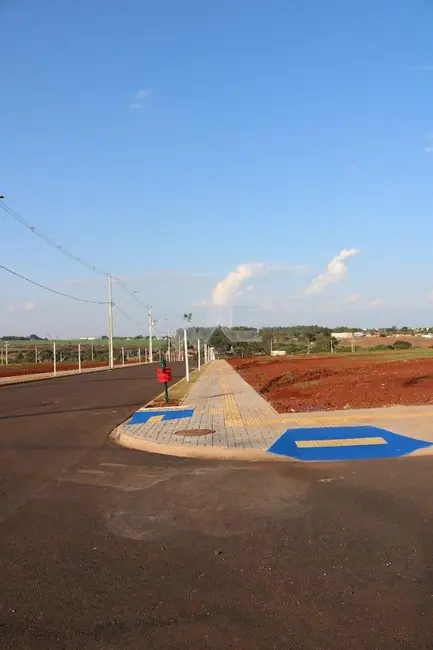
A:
[393,340,412,350]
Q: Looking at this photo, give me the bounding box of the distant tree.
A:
[183,313,192,323]
[393,340,412,350]
[371,344,394,351]
[208,327,231,354]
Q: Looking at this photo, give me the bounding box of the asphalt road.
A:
[1,365,433,649]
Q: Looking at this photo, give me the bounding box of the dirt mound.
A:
[228,355,433,412]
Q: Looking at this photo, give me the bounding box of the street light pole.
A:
[183,328,190,382]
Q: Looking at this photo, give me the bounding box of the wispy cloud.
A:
[425,133,433,154]
[344,293,361,303]
[366,298,384,309]
[305,248,360,296]
[5,301,36,313]
[128,88,153,110]
[412,64,433,72]
[136,88,152,99]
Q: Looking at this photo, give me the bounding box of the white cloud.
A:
[413,64,433,72]
[424,133,433,153]
[428,291,433,302]
[305,248,360,296]
[128,89,153,110]
[136,88,152,99]
[344,293,361,303]
[211,262,269,307]
[5,301,36,313]
[366,298,384,309]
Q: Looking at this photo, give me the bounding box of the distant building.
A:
[332,332,364,340]
[271,350,287,356]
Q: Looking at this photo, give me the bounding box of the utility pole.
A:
[148,306,153,363]
[108,274,114,369]
[5,341,8,365]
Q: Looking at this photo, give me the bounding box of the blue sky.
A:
[1,0,433,336]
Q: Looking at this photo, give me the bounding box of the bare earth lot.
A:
[229,355,433,412]
[0,359,138,378]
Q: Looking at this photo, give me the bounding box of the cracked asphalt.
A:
[0,363,433,649]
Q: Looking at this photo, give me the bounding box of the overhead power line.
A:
[0,263,108,304]
[114,277,148,308]
[0,202,144,301]
[114,304,146,327]
[0,202,110,276]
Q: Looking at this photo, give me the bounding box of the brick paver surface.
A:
[124,360,433,451]
[124,360,288,449]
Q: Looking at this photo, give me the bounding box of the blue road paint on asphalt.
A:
[268,425,433,462]
[130,408,194,425]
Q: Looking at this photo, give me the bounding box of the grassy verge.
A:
[147,365,206,407]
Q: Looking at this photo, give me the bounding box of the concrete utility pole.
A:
[148,306,153,363]
[108,274,114,369]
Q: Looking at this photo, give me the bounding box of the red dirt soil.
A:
[0,360,137,378]
[228,355,433,412]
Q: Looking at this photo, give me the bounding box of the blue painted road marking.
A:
[268,425,432,462]
[130,408,194,425]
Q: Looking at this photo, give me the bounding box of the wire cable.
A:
[0,201,148,304]
[114,304,146,327]
[113,277,149,307]
[0,263,108,304]
[0,202,111,276]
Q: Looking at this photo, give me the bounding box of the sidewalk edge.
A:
[111,425,294,462]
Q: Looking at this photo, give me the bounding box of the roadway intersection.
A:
[0,364,432,649]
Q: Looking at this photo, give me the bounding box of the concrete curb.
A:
[110,424,292,462]
[111,424,433,462]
